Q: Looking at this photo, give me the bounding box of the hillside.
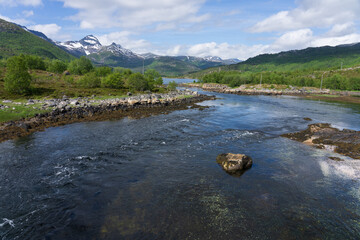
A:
[188,43,360,78]
[0,18,74,61]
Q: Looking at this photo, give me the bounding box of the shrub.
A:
[127,73,149,91]
[77,72,100,88]
[101,73,124,89]
[64,75,75,85]
[95,66,112,77]
[68,56,94,75]
[145,69,163,85]
[167,81,177,91]
[47,59,67,74]
[113,67,132,75]
[4,56,32,94]
[24,55,46,70]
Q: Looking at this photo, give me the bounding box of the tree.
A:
[77,72,101,88]
[101,73,125,89]
[24,55,46,70]
[4,56,32,94]
[127,73,149,91]
[47,59,67,73]
[68,56,94,75]
[95,66,112,77]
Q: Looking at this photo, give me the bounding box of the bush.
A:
[4,56,32,94]
[101,73,124,89]
[167,81,177,91]
[113,67,132,75]
[95,66,112,77]
[127,73,149,91]
[64,75,75,85]
[24,55,46,70]
[145,69,163,86]
[77,72,100,88]
[47,59,67,74]
[68,56,94,75]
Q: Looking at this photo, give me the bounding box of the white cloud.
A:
[271,29,314,51]
[0,14,30,25]
[327,22,356,37]
[251,0,360,33]
[97,31,151,53]
[58,0,209,30]
[0,0,42,6]
[22,10,34,17]
[29,23,62,38]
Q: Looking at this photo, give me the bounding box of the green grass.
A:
[0,101,50,123]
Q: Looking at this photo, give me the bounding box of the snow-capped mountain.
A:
[98,42,140,59]
[57,35,102,57]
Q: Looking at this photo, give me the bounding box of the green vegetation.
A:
[198,69,360,91]
[0,18,74,61]
[0,101,49,123]
[68,56,94,75]
[167,81,178,91]
[4,55,32,94]
[0,54,165,99]
[101,73,125,89]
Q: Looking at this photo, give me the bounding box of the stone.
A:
[127,92,132,96]
[63,70,70,76]
[216,153,253,174]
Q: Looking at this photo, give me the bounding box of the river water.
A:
[1,82,360,239]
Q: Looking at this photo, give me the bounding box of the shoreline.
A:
[182,83,360,104]
[0,90,215,143]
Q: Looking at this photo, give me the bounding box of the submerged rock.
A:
[216,153,253,175]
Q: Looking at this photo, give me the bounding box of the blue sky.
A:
[1,0,360,60]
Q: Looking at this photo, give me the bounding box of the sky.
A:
[0,0,360,60]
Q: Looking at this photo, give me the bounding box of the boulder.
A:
[216,153,253,174]
[63,70,70,76]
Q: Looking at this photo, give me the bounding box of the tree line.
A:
[200,70,360,91]
[0,55,171,95]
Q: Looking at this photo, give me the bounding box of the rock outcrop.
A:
[216,153,253,175]
[282,123,360,159]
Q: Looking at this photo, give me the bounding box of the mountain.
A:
[188,42,360,78]
[0,18,74,61]
[57,35,102,57]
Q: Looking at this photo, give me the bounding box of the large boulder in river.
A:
[216,153,253,174]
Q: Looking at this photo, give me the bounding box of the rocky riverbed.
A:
[282,123,360,160]
[0,90,215,142]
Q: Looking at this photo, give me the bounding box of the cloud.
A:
[22,10,34,17]
[58,0,209,30]
[251,0,360,33]
[0,14,30,25]
[0,0,42,7]
[97,31,151,53]
[271,29,314,51]
[29,23,63,38]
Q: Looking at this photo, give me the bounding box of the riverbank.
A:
[0,90,214,142]
[183,83,360,104]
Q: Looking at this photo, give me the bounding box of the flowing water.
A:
[1,84,360,239]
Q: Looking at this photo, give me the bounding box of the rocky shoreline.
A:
[183,83,331,96]
[0,90,215,142]
[282,123,360,160]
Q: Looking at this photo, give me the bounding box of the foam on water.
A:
[319,158,360,180]
[0,218,15,228]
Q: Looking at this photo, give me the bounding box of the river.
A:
[1,81,360,239]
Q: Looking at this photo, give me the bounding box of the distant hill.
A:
[188,43,360,78]
[56,35,239,76]
[0,18,74,61]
